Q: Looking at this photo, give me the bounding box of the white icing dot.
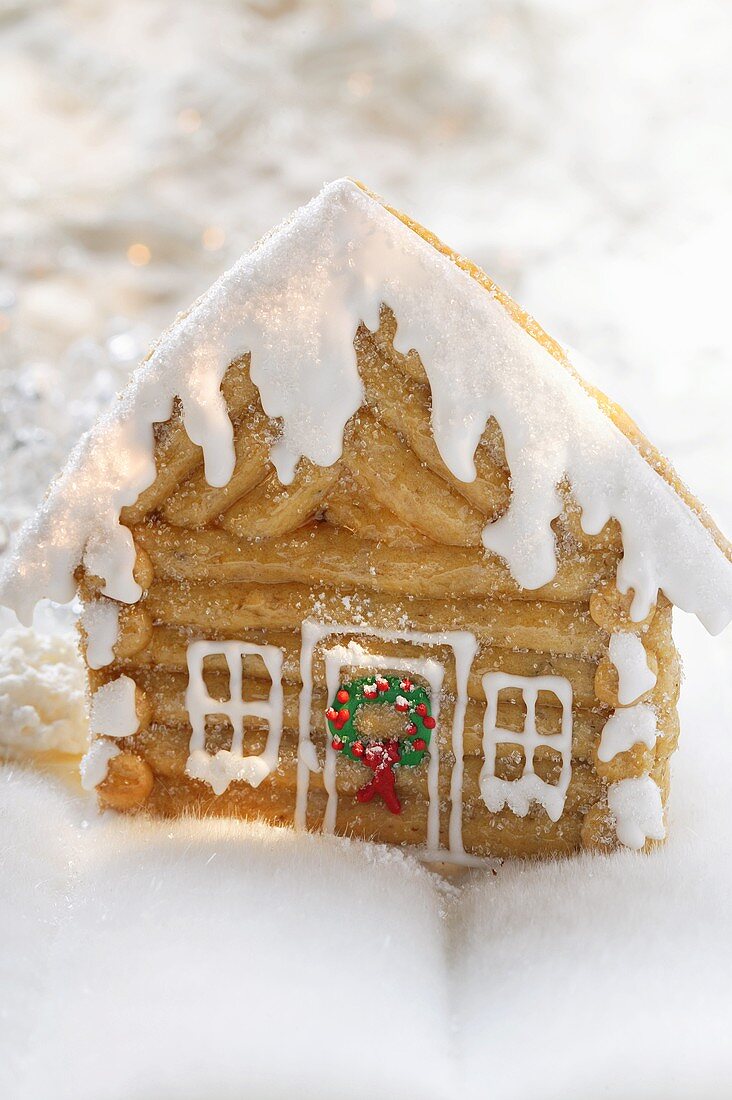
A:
[598,703,658,763]
[608,775,666,850]
[0,626,88,756]
[89,676,139,738]
[80,738,121,790]
[609,632,657,705]
[80,599,120,669]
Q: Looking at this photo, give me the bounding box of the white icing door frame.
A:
[322,642,444,850]
[185,640,284,795]
[295,619,478,860]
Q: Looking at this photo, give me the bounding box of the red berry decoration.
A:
[332,737,343,751]
[376,677,389,693]
[400,678,413,692]
[338,708,349,723]
[423,715,436,730]
[413,738,427,751]
[325,707,338,722]
[336,689,349,704]
[394,696,409,713]
[415,702,428,717]
[352,740,365,758]
[406,722,417,736]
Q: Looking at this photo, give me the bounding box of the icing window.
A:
[480,672,573,823]
[184,640,284,795]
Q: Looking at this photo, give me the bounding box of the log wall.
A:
[82,314,680,859]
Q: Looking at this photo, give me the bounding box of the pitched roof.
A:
[2,179,731,632]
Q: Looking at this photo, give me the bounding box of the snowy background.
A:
[1,1,732,1097]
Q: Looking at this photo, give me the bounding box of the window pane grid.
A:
[481,671,573,822]
[184,640,284,793]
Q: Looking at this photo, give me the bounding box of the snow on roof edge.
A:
[360,178,732,569]
[1,178,731,635]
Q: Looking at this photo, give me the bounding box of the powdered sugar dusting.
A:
[1,179,731,632]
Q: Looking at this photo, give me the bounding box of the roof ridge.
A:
[353,177,732,567]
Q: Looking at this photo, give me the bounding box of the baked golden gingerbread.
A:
[2,179,730,862]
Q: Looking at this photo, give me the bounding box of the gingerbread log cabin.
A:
[2,179,732,863]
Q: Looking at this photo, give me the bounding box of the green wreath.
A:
[325,674,436,767]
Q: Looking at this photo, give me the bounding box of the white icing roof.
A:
[2,179,732,633]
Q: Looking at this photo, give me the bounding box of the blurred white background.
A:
[1,0,731,548]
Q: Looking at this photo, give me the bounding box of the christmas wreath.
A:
[325,674,436,815]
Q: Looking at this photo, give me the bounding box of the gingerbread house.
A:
[2,179,731,862]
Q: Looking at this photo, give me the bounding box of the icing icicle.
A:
[1,179,731,632]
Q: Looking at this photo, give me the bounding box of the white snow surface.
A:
[2,1,732,1096]
[2,618,732,1100]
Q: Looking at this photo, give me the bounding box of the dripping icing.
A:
[1,179,730,632]
[80,599,120,669]
[184,640,284,795]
